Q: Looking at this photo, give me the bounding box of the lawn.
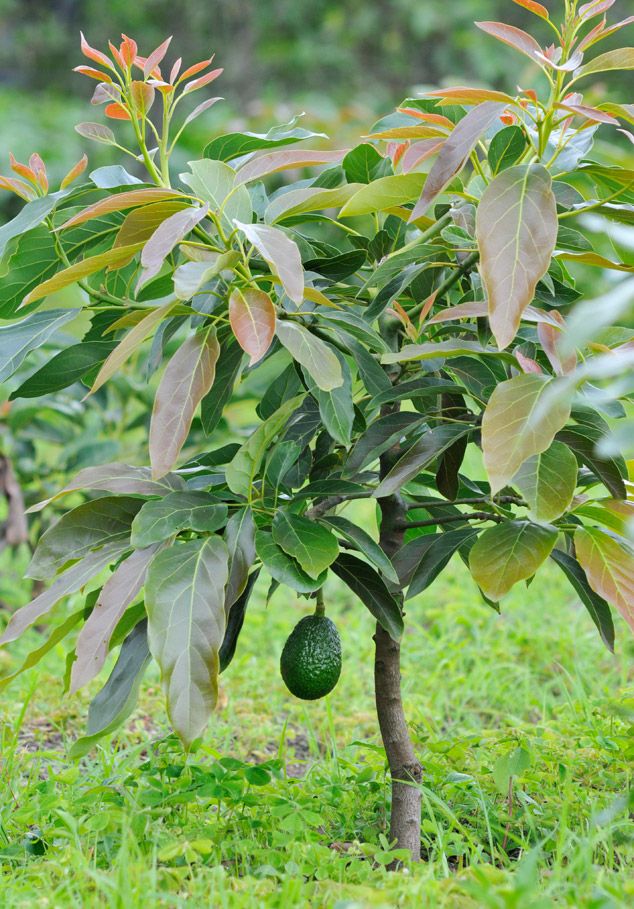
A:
[1,548,632,908]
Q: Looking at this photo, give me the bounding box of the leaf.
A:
[0,542,127,645]
[219,569,259,672]
[22,244,143,307]
[224,508,256,613]
[70,546,158,692]
[555,251,634,273]
[0,309,77,383]
[476,165,558,349]
[150,328,220,479]
[0,193,64,259]
[204,123,327,161]
[511,0,549,20]
[487,125,528,174]
[58,188,185,230]
[302,349,353,446]
[339,174,427,217]
[0,609,83,692]
[345,412,425,475]
[482,375,572,495]
[342,144,389,183]
[375,425,470,498]
[272,511,339,580]
[0,227,58,318]
[174,250,240,300]
[10,340,116,399]
[137,204,209,289]
[275,321,342,391]
[179,159,251,232]
[550,548,614,651]
[255,530,326,593]
[265,184,361,223]
[28,463,185,514]
[89,301,177,395]
[427,87,515,105]
[131,493,228,548]
[225,395,305,497]
[113,200,189,247]
[28,496,141,581]
[69,620,151,758]
[556,426,626,498]
[469,521,558,600]
[395,528,480,599]
[409,102,506,221]
[575,527,634,634]
[330,554,403,641]
[200,340,244,435]
[475,21,542,64]
[574,48,634,80]
[234,221,303,304]
[513,441,577,522]
[235,148,348,184]
[146,536,229,747]
[229,288,276,365]
[321,516,399,584]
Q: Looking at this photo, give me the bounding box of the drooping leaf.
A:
[145,536,229,747]
[513,440,577,522]
[409,102,506,220]
[302,349,354,446]
[70,545,158,692]
[321,516,399,584]
[200,340,244,435]
[481,374,572,495]
[219,569,260,672]
[275,320,343,391]
[575,527,634,634]
[331,553,403,641]
[131,492,228,548]
[234,221,304,304]
[149,328,220,479]
[0,608,84,692]
[69,620,151,758]
[345,412,425,475]
[469,520,558,600]
[550,548,614,651]
[229,288,276,365]
[375,425,470,498]
[556,425,627,498]
[254,530,326,593]
[272,511,339,580]
[10,340,116,399]
[224,508,257,613]
[476,164,558,349]
[395,527,480,599]
[0,309,77,383]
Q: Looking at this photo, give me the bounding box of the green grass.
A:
[1,556,633,908]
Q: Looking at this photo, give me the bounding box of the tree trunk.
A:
[374,452,422,861]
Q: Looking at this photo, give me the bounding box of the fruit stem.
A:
[314,588,326,617]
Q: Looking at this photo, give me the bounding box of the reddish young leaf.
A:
[73,65,112,82]
[475,21,543,64]
[181,68,223,95]
[108,41,126,69]
[409,101,506,221]
[579,0,616,22]
[29,154,48,193]
[170,57,182,83]
[119,34,138,67]
[537,312,577,376]
[179,97,223,131]
[576,526,634,634]
[582,17,634,50]
[137,203,209,290]
[401,139,445,173]
[179,56,215,82]
[235,148,348,184]
[229,288,276,365]
[75,122,116,145]
[512,0,550,20]
[0,176,35,200]
[396,108,454,129]
[91,82,121,105]
[105,102,131,121]
[130,81,156,117]
[556,102,619,124]
[143,36,173,78]
[150,329,220,478]
[515,351,543,374]
[427,86,516,105]
[9,153,37,186]
[80,32,113,70]
[234,221,304,304]
[59,188,186,230]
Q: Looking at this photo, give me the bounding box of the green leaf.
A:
[330,553,403,641]
[395,528,480,599]
[487,125,528,174]
[225,394,305,497]
[339,173,426,217]
[575,526,634,635]
[0,608,83,692]
[179,159,251,232]
[70,620,151,758]
[0,309,77,383]
[342,144,389,184]
[381,340,515,364]
[204,122,327,161]
[234,221,304,304]
[0,227,58,318]
[469,520,558,600]
[276,320,343,391]
[58,188,187,231]
[513,440,577,522]
[174,250,240,300]
[10,340,117,399]
[224,508,257,613]
[70,545,158,692]
[345,412,426,475]
[200,340,244,435]
[219,570,259,672]
[0,192,66,260]
[150,328,220,479]
[476,164,558,349]
[482,374,572,495]
[302,349,353,446]
[27,496,142,581]
[272,511,339,579]
[375,425,470,498]
[322,516,399,584]
[265,184,361,223]
[556,425,627,499]
[550,548,614,652]
[255,530,326,593]
[574,47,634,80]
[131,493,228,548]
[146,536,230,748]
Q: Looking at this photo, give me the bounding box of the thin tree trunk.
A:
[374,400,423,861]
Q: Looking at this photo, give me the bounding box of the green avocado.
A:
[280,614,342,700]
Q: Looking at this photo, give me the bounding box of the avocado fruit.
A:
[280,614,342,700]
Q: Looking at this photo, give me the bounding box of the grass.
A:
[1,553,633,907]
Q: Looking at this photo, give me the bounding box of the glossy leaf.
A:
[224,508,256,613]
[204,124,327,161]
[475,21,542,64]
[272,511,339,580]
[150,328,220,478]
[0,309,76,383]
[513,441,577,522]
[180,159,251,231]
[482,375,572,495]
[476,165,558,349]
[235,148,348,184]
[574,47,634,80]
[469,521,558,600]
[340,173,427,217]
[10,340,116,399]
[375,425,470,498]
[331,553,403,641]
[234,221,303,304]
[275,321,342,391]
[219,569,259,672]
[302,349,353,446]
[575,527,634,634]
[345,412,425,475]
[395,528,480,599]
[487,125,527,174]
[137,204,209,289]
[131,492,228,548]
[146,536,229,747]
[550,548,614,651]
[58,188,185,230]
[322,516,399,584]
[255,530,326,593]
[229,288,276,365]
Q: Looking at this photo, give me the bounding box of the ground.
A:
[1,553,633,908]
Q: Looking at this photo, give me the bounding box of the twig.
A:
[396,511,504,530]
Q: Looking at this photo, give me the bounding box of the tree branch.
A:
[397,511,504,530]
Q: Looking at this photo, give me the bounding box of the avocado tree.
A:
[1,1,633,861]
